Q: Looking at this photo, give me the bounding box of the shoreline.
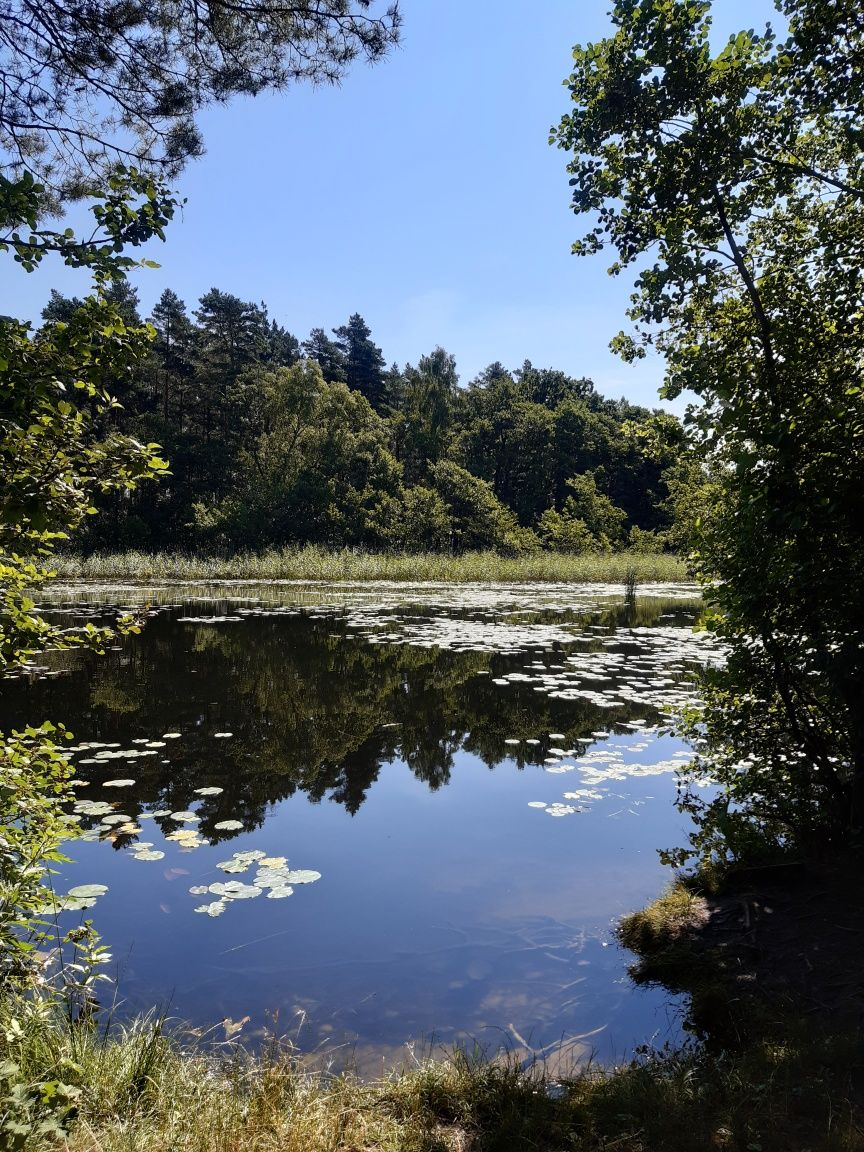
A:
[8,865,862,1151]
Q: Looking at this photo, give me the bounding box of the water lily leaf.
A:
[162,732,182,739]
[527,801,547,809]
[284,870,321,885]
[170,811,200,823]
[209,880,261,900]
[131,849,165,861]
[258,856,286,868]
[194,901,226,917]
[73,800,115,816]
[165,830,205,847]
[189,885,209,895]
[214,820,243,831]
[266,886,294,899]
[253,869,289,888]
[60,896,98,911]
[213,732,233,738]
[103,779,135,788]
[194,786,223,796]
[67,884,108,899]
[217,860,249,874]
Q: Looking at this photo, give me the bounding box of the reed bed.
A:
[51,547,688,585]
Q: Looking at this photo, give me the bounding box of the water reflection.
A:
[3,594,703,831]
[0,584,709,1066]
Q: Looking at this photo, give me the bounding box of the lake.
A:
[2,580,720,1073]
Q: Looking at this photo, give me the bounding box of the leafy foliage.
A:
[0,726,77,975]
[1,174,173,671]
[555,0,864,859]
[0,169,174,995]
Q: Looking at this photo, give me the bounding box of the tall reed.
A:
[51,547,688,585]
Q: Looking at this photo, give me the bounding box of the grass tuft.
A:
[617,881,709,958]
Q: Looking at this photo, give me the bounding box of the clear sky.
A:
[5,0,778,409]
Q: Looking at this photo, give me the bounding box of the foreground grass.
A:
[4,1000,862,1151]
[51,547,688,585]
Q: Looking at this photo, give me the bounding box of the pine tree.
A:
[150,290,195,425]
[302,328,347,384]
[333,313,387,410]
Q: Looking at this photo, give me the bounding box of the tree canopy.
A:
[41,281,682,556]
[0,0,400,202]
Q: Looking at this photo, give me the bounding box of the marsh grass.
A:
[3,994,862,1151]
[50,547,688,585]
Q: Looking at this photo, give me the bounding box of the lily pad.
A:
[194,901,226,917]
[60,896,98,912]
[284,869,321,885]
[214,820,243,831]
[194,786,224,796]
[209,881,261,900]
[266,886,294,899]
[131,849,165,861]
[103,779,135,788]
[67,883,108,899]
[253,869,289,888]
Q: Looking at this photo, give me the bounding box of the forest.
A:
[41,285,684,555]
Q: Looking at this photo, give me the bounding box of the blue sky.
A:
[6,0,778,409]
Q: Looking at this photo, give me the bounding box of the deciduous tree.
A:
[555,0,864,857]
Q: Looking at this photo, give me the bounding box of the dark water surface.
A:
[2,581,718,1072]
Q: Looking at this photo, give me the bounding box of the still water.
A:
[2,581,718,1072]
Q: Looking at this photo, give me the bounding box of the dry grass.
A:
[3,995,863,1152]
